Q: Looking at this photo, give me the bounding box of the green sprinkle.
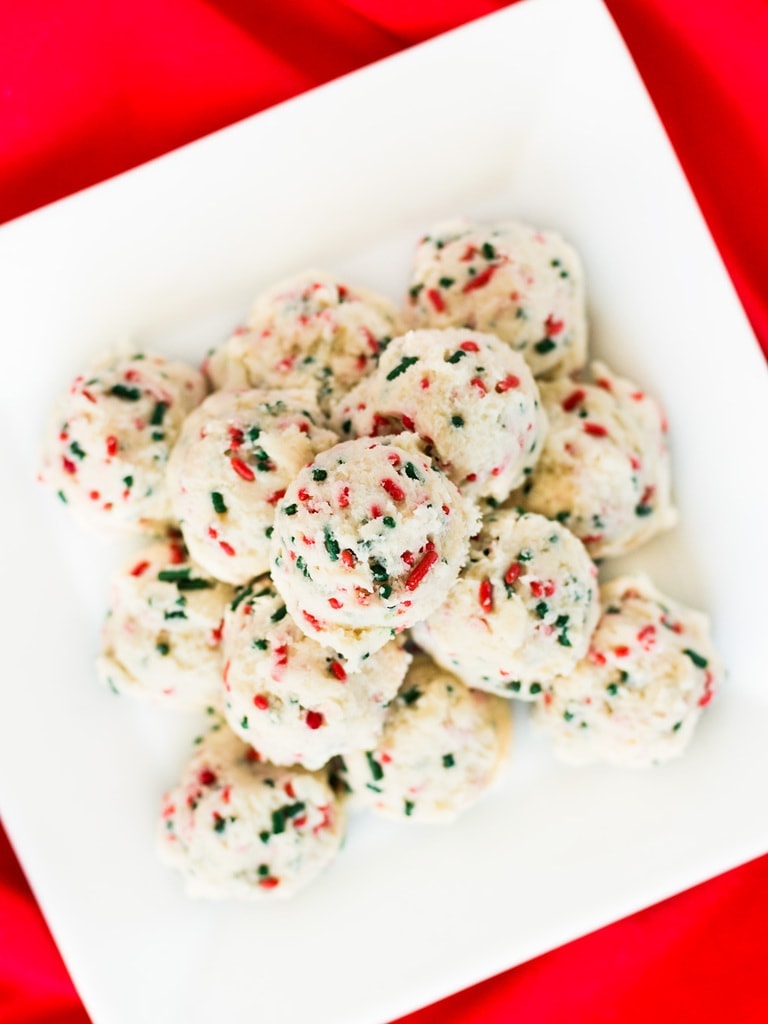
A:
[57,490,68,504]
[556,511,570,523]
[534,601,549,619]
[150,401,168,426]
[270,605,288,623]
[438,276,455,288]
[446,350,466,364]
[230,585,253,613]
[442,753,455,768]
[404,461,421,481]
[386,355,419,381]
[271,809,286,835]
[324,526,340,561]
[382,516,396,528]
[370,562,388,582]
[534,338,557,355]
[507,681,522,692]
[265,526,274,539]
[123,475,134,489]
[283,503,298,516]
[401,686,422,705]
[404,800,415,817]
[635,504,653,517]
[163,609,187,620]
[69,440,86,460]
[213,816,227,833]
[258,864,269,877]
[284,801,306,818]
[341,419,352,434]
[606,682,619,696]
[564,710,574,722]
[682,648,708,669]
[366,783,382,793]
[409,283,424,299]
[211,491,227,514]
[481,242,496,259]
[240,716,249,729]
[156,642,170,656]
[379,584,393,599]
[151,431,165,442]
[451,415,465,428]
[253,638,269,651]
[529,682,542,695]
[158,568,190,582]
[259,830,270,844]
[518,549,533,562]
[109,384,141,401]
[555,614,570,627]
[177,577,213,591]
[312,468,328,481]
[557,632,572,647]
[296,556,310,579]
[366,752,384,781]
[672,721,682,732]
[248,426,261,442]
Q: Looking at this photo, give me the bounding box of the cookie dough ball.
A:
[158,724,345,899]
[167,389,337,585]
[333,328,548,504]
[339,655,511,822]
[516,362,677,558]
[270,434,479,666]
[96,534,233,710]
[412,509,599,699]
[533,574,724,766]
[404,218,586,379]
[206,270,401,417]
[40,350,206,532]
[221,577,411,769]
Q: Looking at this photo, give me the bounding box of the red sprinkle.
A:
[613,645,631,657]
[504,563,521,586]
[401,550,415,566]
[381,478,405,502]
[337,486,350,508]
[460,340,480,352]
[328,597,342,610]
[495,375,520,393]
[427,288,446,312]
[273,643,288,667]
[479,578,494,613]
[341,549,356,568]
[245,748,262,762]
[258,877,280,890]
[284,781,296,798]
[253,694,269,710]
[210,620,224,645]
[637,624,656,643]
[169,542,186,564]
[267,489,286,505]
[306,711,324,730]
[302,610,322,630]
[106,435,118,457]
[544,314,564,336]
[463,263,498,293]
[62,456,77,475]
[330,660,347,681]
[387,452,401,467]
[230,457,255,482]
[198,768,217,786]
[228,426,244,448]
[583,422,608,437]
[219,540,236,556]
[596,377,612,391]
[470,377,487,394]
[405,549,439,591]
[297,488,311,502]
[130,560,150,577]
[589,649,607,666]
[562,389,586,412]
[420,377,430,389]
[401,414,415,431]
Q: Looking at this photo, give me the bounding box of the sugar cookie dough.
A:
[205,270,401,417]
[167,389,338,585]
[158,723,345,899]
[533,574,723,766]
[97,533,234,710]
[404,218,586,378]
[40,350,206,532]
[221,577,411,769]
[339,655,511,821]
[412,509,599,699]
[333,328,548,503]
[270,434,479,666]
[516,361,677,558]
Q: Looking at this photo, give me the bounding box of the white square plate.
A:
[1,1,767,1021]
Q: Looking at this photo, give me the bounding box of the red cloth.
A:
[1,2,766,1023]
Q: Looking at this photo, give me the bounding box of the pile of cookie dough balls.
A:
[39,223,724,901]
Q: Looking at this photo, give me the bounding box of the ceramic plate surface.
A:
[1,1,767,1021]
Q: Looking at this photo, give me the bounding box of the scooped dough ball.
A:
[338,655,511,822]
[96,533,234,710]
[40,350,206,532]
[412,509,599,699]
[403,218,586,379]
[515,361,677,558]
[533,574,724,766]
[158,723,345,899]
[167,389,338,585]
[269,434,479,666]
[221,577,411,769]
[332,328,548,504]
[205,270,401,417]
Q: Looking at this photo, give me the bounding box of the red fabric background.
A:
[1,2,766,1022]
